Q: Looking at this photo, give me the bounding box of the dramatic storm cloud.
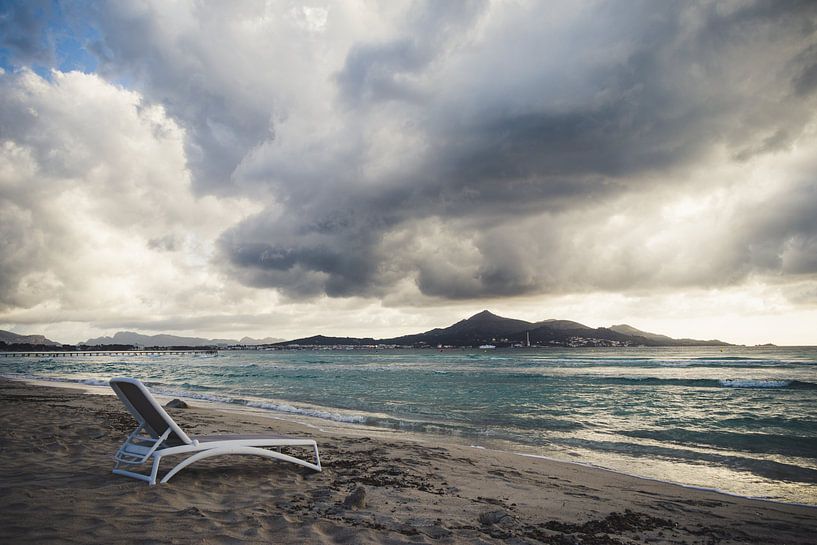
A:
[1,1,817,344]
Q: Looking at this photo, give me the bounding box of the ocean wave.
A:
[595,376,817,390]
[1,373,110,388]
[4,373,371,426]
[621,428,817,459]
[692,356,756,361]
[718,379,790,388]
[545,357,796,369]
[137,384,371,425]
[244,400,366,424]
[79,378,110,387]
[147,385,236,404]
[556,437,817,484]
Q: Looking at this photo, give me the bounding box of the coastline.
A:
[1,378,815,544]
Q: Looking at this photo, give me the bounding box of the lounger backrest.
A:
[110,378,192,446]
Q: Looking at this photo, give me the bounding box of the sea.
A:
[2,346,815,505]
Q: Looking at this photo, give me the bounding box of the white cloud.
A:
[0,69,261,339]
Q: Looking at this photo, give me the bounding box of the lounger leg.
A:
[111,455,162,485]
[149,455,162,486]
[313,443,321,470]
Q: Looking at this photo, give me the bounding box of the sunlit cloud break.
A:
[1,1,816,345]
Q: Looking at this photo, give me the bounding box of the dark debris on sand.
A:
[322,442,451,495]
[276,439,700,544]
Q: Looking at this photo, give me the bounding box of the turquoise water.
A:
[2,346,816,504]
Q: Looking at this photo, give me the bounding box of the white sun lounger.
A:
[109,377,321,485]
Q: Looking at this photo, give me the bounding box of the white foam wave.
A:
[8,374,106,387]
[718,379,791,388]
[80,378,109,386]
[245,400,366,424]
[149,386,235,404]
[11,373,370,425]
[14,374,369,426]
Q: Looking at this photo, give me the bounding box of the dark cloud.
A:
[742,179,817,275]
[0,0,53,65]
[336,0,487,107]
[214,1,817,300]
[792,43,817,96]
[336,38,429,107]
[219,202,394,298]
[431,1,815,181]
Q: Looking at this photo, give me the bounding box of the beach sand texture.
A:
[1,379,814,545]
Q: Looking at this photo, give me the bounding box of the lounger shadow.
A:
[109,377,321,485]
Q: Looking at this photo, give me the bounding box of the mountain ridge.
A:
[83,331,284,347]
[279,310,731,347]
[0,330,60,346]
[2,312,732,350]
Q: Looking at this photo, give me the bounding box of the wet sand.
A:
[1,378,814,544]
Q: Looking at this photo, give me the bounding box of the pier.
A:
[0,349,218,357]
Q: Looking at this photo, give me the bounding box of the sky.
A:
[1,0,817,345]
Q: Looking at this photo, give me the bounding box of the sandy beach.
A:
[1,378,814,545]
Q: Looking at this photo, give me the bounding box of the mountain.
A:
[83,331,283,347]
[282,335,377,347]
[278,311,731,348]
[609,324,727,346]
[609,324,675,343]
[84,332,221,347]
[0,330,60,346]
[534,319,592,330]
[239,336,284,345]
[380,310,534,346]
[381,310,660,347]
[9,314,729,350]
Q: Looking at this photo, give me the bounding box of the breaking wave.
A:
[595,376,816,389]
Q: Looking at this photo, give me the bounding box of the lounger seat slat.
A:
[122,443,153,455]
[109,377,322,485]
[193,434,293,442]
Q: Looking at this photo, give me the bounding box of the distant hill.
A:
[239,336,283,345]
[609,324,727,346]
[279,310,732,348]
[83,331,284,347]
[609,324,675,343]
[282,335,377,347]
[380,310,534,346]
[4,314,732,351]
[0,330,60,346]
[534,319,592,330]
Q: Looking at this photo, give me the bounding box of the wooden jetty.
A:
[0,349,218,357]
